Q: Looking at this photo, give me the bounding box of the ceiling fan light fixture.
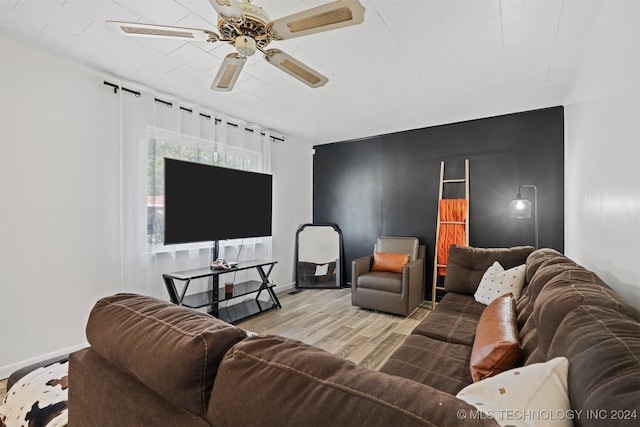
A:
[235,35,257,56]
[108,0,366,91]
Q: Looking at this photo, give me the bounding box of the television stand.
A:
[162,260,281,324]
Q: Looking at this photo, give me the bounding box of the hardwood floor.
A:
[237,287,431,370]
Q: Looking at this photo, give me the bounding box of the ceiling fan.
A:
[107,0,365,91]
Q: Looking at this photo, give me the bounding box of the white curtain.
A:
[117,85,272,299]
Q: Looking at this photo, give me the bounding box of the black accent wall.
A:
[313,107,564,299]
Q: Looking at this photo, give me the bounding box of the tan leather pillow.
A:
[371,251,410,273]
[470,293,522,382]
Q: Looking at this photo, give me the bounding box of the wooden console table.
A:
[163,260,281,324]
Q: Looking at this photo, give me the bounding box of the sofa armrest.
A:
[403,258,425,312]
[85,293,247,417]
[404,257,423,276]
[69,348,211,427]
[351,255,373,288]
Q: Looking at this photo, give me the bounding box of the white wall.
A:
[270,138,314,289]
[0,39,313,377]
[564,0,640,308]
[0,39,123,377]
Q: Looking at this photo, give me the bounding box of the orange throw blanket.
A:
[437,199,468,275]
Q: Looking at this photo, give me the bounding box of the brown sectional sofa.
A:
[69,247,640,426]
[382,246,640,426]
[69,293,495,427]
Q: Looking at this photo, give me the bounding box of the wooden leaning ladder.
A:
[431,159,470,308]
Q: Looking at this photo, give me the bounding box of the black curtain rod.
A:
[103,81,140,97]
[226,121,256,132]
[103,81,118,93]
[102,81,282,140]
[226,121,284,140]
[154,97,172,108]
[122,87,141,97]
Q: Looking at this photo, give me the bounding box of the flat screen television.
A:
[164,158,272,245]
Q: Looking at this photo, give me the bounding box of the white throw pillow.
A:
[474,261,526,304]
[456,357,570,427]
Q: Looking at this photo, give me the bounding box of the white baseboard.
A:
[0,342,88,379]
[274,281,296,294]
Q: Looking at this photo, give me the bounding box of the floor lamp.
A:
[509,184,538,249]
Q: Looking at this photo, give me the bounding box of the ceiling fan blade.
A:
[211,53,246,91]
[206,0,244,20]
[106,21,219,42]
[268,0,365,40]
[264,49,328,88]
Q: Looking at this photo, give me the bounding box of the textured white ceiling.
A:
[0,0,605,143]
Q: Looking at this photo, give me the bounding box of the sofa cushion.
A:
[85,293,247,417]
[470,294,522,382]
[412,308,478,346]
[517,317,540,365]
[517,260,583,360]
[524,248,564,283]
[357,271,403,293]
[515,250,567,326]
[522,267,640,365]
[515,291,532,328]
[523,256,579,306]
[474,261,526,304]
[444,245,534,295]
[208,335,499,427]
[379,333,473,395]
[371,251,410,273]
[548,306,640,427]
[457,357,570,427]
[412,294,484,346]
[435,291,487,316]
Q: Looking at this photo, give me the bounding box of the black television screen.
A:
[164,158,272,244]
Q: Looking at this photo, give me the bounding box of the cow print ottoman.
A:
[0,359,68,427]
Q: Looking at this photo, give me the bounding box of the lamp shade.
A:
[509,197,532,218]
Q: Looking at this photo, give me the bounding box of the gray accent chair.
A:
[351,237,425,316]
